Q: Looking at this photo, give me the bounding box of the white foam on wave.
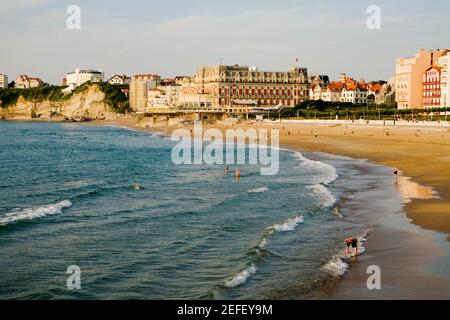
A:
[229,215,305,288]
[322,257,350,276]
[293,152,338,185]
[269,215,304,232]
[322,230,370,277]
[248,187,269,193]
[224,264,257,288]
[332,207,343,218]
[310,184,337,208]
[256,215,305,251]
[257,237,268,249]
[0,200,72,226]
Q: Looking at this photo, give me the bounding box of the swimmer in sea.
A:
[132,183,142,190]
[235,168,241,179]
[225,165,229,174]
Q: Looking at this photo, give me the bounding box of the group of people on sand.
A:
[225,165,241,179]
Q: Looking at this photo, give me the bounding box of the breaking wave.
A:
[248,187,269,193]
[226,215,305,288]
[224,264,257,288]
[268,215,304,232]
[0,200,72,226]
[310,184,337,208]
[322,230,370,277]
[293,152,338,185]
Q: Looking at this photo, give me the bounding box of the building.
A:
[0,74,8,89]
[374,82,396,105]
[147,88,167,108]
[438,51,450,108]
[367,83,383,104]
[341,83,368,104]
[321,82,343,102]
[108,74,131,85]
[178,65,309,109]
[161,85,182,107]
[395,49,448,109]
[308,74,329,100]
[422,66,442,109]
[66,69,104,88]
[14,75,43,88]
[129,74,161,112]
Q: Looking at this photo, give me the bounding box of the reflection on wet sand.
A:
[396,176,439,204]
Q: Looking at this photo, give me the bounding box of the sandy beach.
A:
[92,117,450,299]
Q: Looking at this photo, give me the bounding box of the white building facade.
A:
[66,69,104,87]
[108,74,131,85]
[439,52,450,108]
[0,74,8,88]
[341,85,368,104]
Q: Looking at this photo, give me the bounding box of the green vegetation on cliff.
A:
[96,82,130,113]
[0,82,130,113]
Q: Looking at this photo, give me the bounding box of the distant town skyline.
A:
[1,0,449,84]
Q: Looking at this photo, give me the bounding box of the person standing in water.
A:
[235,168,241,179]
[393,166,399,176]
[225,165,229,174]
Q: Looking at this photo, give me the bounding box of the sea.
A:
[0,121,403,299]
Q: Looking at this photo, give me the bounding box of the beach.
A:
[93,117,450,299]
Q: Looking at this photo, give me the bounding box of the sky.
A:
[0,0,449,85]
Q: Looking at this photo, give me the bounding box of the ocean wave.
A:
[257,237,268,249]
[310,184,337,208]
[322,230,370,277]
[248,187,269,193]
[224,264,257,288]
[268,215,304,232]
[293,152,338,185]
[227,215,305,288]
[331,207,343,218]
[0,200,72,226]
[322,257,350,276]
[256,215,305,250]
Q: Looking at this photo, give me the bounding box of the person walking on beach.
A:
[393,166,399,176]
[345,236,358,255]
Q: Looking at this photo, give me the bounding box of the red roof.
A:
[327,82,344,92]
[369,83,382,93]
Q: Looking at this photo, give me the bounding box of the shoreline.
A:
[3,118,450,299]
[90,118,450,299]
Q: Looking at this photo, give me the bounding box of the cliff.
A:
[0,83,128,121]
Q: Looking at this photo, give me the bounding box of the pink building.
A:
[395,49,448,109]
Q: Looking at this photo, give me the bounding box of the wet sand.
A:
[91,118,450,299]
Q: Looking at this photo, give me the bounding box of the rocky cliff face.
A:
[0,84,118,121]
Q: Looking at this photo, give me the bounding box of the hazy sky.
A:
[0,0,449,84]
